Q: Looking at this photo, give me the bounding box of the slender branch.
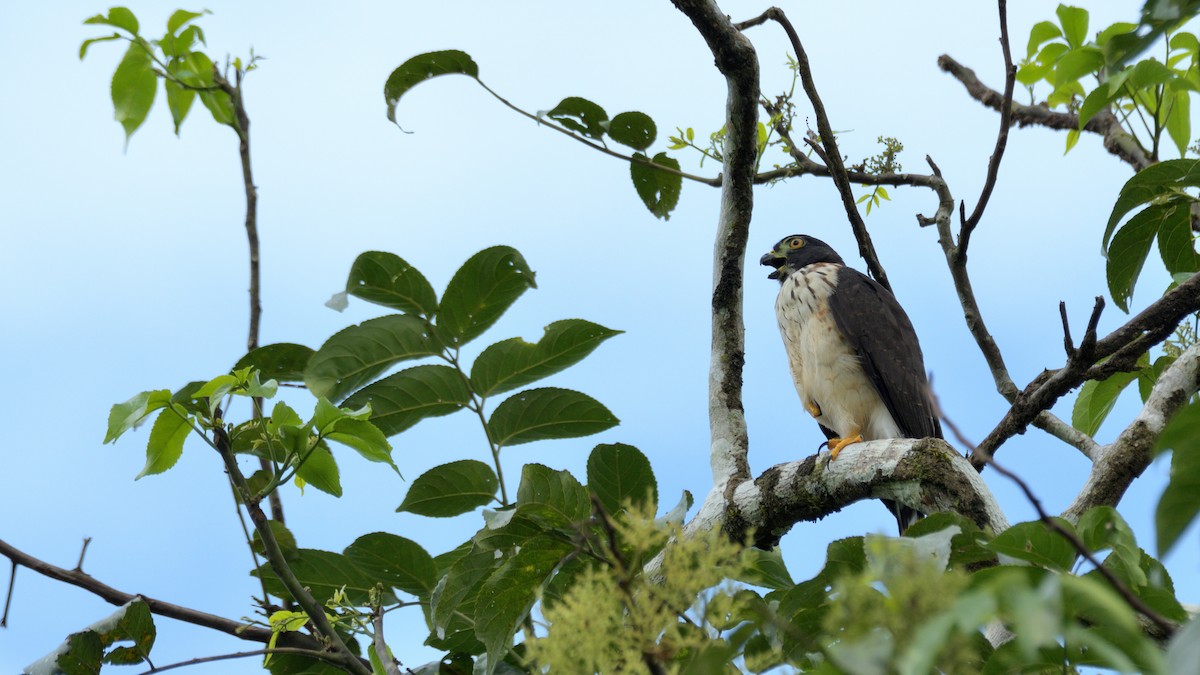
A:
[986,457,1176,637]
[1,560,14,628]
[472,78,720,187]
[74,537,93,572]
[371,607,403,675]
[740,7,892,290]
[136,648,344,674]
[958,0,1014,258]
[211,413,372,675]
[939,55,1153,171]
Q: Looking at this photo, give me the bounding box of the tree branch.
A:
[703,438,1008,548]
[739,7,892,291]
[938,55,1153,172]
[137,648,345,675]
[671,0,758,489]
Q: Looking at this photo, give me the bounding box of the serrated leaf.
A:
[397,460,498,517]
[79,33,122,60]
[111,41,157,145]
[1056,4,1088,48]
[1054,46,1104,86]
[136,404,191,479]
[514,463,590,527]
[235,343,315,383]
[84,7,139,34]
[586,442,656,514]
[105,390,172,443]
[252,549,378,605]
[474,537,574,674]
[470,319,620,398]
[384,50,479,124]
[344,251,438,317]
[431,546,498,638]
[607,111,656,150]
[305,314,440,401]
[1105,159,1200,251]
[166,9,204,34]
[1077,506,1145,585]
[1072,370,1139,436]
[345,532,437,598]
[26,598,156,675]
[737,547,795,591]
[1027,20,1063,58]
[1154,401,1200,556]
[436,246,536,347]
[295,443,342,497]
[325,418,394,469]
[986,518,1078,571]
[1108,199,1187,312]
[1157,196,1200,275]
[1139,354,1177,402]
[545,96,608,139]
[630,151,682,220]
[488,387,618,447]
[343,364,470,436]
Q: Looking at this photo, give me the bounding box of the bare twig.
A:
[938,55,1153,171]
[136,648,344,674]
[372,607,403,675]
[1,560,14,628]
[74,537,92,572]
[739,7,892,290]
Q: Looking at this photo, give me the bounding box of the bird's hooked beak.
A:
[760,247,786,280]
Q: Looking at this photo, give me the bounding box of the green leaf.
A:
[198,85,235,127]
[344,532,437,598]
[325,418,394,469]
[166,9,204,34]
[79,34,122,60]
[515,463,591,527]
[474,537,574,674]
[251,520,299,561]
[469,319,621,398]
[1077,506,1145,586]
[1098,22,1138,49]
[545,97,608,139]
[431,545,498,638]
[84,7,139,34]
[295,443,342,497]
[344,251,438,317]
[1107,198,1188,312]
[1027,20,1063,58]
[1072,370,1139,436]
[488,387,618,447]
[737,547,795,591]
[397,460,498,517]
[342,364,470,436]
[1154,401,1200,556]
[1053,46,1105,86]
[26,598,156,675]
[1064,128,1081,154]
[252,549,378,605]
[986,518,1078,571]
[903,513,997,568]
[105,390,172,443]
[235,343,315,383]
[607,111,656,150]
[163,80,194,136]
[1056,4,1089,48]
[630,151,682,220]
[586,442,656,514]
[1105,159,1200,251]
[191,374,238,401]
[384,50,479,124]
[136,405,191,479]
[1139,354,1177,402]
[111,41,157,145]
[436,246,536,347]
[305,314,440,401]
[1078,81,1115,128]
[1157,193,1200,275]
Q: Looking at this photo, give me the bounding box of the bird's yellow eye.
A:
[788,237,805,249]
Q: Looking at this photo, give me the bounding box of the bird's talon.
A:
[827,433,864,461]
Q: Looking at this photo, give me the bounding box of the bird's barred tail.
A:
[882,499,924,535]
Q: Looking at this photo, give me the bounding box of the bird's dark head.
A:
[759,234,845,281]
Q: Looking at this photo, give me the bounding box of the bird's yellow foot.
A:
[804,399,822,418]
[827,433,864,461]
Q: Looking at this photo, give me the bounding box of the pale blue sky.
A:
[1,1,1192,672]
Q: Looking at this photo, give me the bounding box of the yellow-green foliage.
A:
[527,505,751,673]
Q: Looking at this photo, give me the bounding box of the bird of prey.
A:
[760,234,942,533]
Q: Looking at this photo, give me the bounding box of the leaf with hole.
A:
[437,246,536,347]
[607,111,656,150]
[630,151,681,220]
[344,251,438,317]
[345,532,437,598]
[545,96,608,138]
[586,442,656,514]
[489,387,618,447]
[384,50,478,124]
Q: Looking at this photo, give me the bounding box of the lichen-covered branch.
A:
[691,439,1008,548]
[671,0,759,487]
[1063,343,1200,522]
